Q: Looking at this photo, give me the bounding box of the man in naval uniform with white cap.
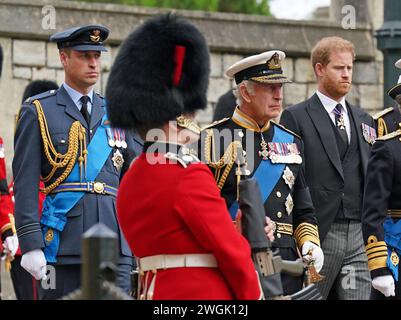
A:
[361,58,401,300]
[199,50,324,295]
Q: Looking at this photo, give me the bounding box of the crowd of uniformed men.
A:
[1,13,401,300]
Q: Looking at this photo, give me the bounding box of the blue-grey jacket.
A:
[13,86,137,265]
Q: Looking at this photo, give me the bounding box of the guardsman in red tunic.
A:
[105,13,263,300]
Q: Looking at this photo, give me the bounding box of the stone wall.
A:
[0,0,384,177]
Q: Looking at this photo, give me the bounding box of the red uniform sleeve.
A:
[174,164,262,300]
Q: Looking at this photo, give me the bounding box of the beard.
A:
[324,78,351,99]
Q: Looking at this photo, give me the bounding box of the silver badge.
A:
[285,194,294,216]
[112,149,124,170]
[282,166,295,189]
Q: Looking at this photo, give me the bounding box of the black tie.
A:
[80,95,90,127]
[333,104,348,146]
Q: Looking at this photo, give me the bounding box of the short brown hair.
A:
[311,36,355,69]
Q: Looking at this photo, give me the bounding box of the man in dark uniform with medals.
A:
[12,25,135,299]
[199,51,323,295]
[362,59,401,299]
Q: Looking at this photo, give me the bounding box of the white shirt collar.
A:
[316,90,347,115]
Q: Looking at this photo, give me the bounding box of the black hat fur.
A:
[106,13,210,130]
[22,80,58,102]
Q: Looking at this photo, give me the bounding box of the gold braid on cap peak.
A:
[33,100,87,194]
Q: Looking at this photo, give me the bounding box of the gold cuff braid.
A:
[294,222,320,249]
[365,235,388,271]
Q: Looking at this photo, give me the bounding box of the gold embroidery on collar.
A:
[232,107,270,132]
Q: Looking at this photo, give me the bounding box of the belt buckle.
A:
[93,182,105,194]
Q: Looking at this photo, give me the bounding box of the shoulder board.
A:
[376,129,401,141]
[95,92,105,99]
[272,121,302,140]
[372,107,394,120]
[201,117,230,130]
[24,89,57,104]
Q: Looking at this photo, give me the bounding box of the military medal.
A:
[106,128,116,147]
[361,123,377,144]
[112,149,124,170]
[337,115,346,130]
[115,129,122,148]
[268,142,302,164]
[120,130,128,149]
[282,166,295,189]
[285,194,294,215]
[259,135,269,160]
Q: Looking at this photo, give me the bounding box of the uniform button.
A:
[90,129,93,134]
[277,233,281,239]
[276,191,282,198]
[342,193,345,197]
[277,211,282,218]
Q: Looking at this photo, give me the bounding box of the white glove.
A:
[3,234,19,257]
[21,249,47,280]
[301,241,324,273]
[372,275,395,297]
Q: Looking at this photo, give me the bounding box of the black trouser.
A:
[10,255,40,300]
[38,263,132,300]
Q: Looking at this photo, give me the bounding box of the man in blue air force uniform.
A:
[12,25,135,299]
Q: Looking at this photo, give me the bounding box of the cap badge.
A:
[267,52,281,70]
[90,30,101,43]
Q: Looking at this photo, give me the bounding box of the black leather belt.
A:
[51,182,117,197]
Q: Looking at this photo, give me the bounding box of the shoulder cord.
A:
[33,99,86,194]
[204,129,241,190]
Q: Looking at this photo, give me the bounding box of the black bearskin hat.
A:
[106,13,210,131]
[22,80,58,102]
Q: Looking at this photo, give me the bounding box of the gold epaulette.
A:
[372,107,394,120]
[272,121,302,140]
[376,129,401,141]
[365,235,388,271]
[201,117,230,131]
[294,223,320,249]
